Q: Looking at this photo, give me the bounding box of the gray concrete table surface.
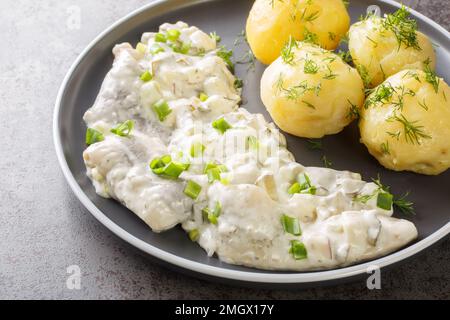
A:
[0,0,449,299]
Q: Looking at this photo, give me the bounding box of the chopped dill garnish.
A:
[393,192,415,215]
[391,85,415,110]
[380,141,390,155]
[347,99,360,119]
[302,100,316,109]
[355,174,415,215]
[234,29,247,47]
[366,36,378,47]
[328,32,337,41]
[237,50,256,71]
[418,99,429,110]
[337,50,352,64]
[342,0,350,8]
[303,58,319,74]
[281,36,298,65]
[357,64,372,88]
[275,76,321,102]
[321,155,333,168]
[323,65,338,80]
[303,28,319,45]
[382,5,421,50]
[217,46,234,72]
[388,113,431,145]
[301,9,320,22]
[423,58,440,93]
[307,139,323,150]
[364,83,395,108]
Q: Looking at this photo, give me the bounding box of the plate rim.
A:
[53,0,450,284]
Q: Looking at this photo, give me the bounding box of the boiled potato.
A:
[246,0,350,65]
[349,8,436,88]
[360,69,450,175]
[261,42,365,138]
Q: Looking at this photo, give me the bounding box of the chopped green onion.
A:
[288,182,301,195]
[206,167,221,184]
[210,32,221,43]
[281,214,302,236]
[190,142,205,158]
[212,117,232,134]
[167,29,181,41]
[140,70,153,82]
[377,192,393,210]
[136,42,147,54]
[155,33,167,43]
[203,163,227,174]
[152,99,172,121]
[247,136,259,150]
[289,240,308,260]
[202,202,222,225]
[184,180,202,200]
[199,92,209,102]
[188,229,200,241]
[150,44,165,54]
[110,120,134,137]
[288,173,316,195]
[171,42,190,54]
[150,155,188,179]
[85,128,104,145]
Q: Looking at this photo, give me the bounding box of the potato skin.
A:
[360,70,450,175]
[261,42,365,138]
[349,16,436,88]
[246,0,350,65]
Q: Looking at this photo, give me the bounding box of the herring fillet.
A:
[82,21,418,271]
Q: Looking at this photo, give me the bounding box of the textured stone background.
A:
[0,0,448,299]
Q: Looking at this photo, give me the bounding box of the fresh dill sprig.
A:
[356,174,415,215]
[306,139,323,150]
[393,192,415,215]
[303,58,319,74]
[236,50,256,72]
[303,28,319,45]
[391,85,415,110]
[234,29,247,47]
[357,65,372,88]
[328,32,337,41]
[364,83,395,108]
[281,36,298,65]
[423,58,440,93]
[388,113,431,145]
[382,5,421,50]
[301,8,320,22]
[217,46,235,72]
[346,99,360,119]
[323,65,338,80]
[302,100,316,109]
[321,155,333,168]
[337,50,353,64]
[380,141,390,155]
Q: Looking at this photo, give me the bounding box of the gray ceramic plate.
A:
[54,0,450,287]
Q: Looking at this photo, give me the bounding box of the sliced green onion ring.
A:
[184,180,202,200]
[281,214,302,236]
[85,128,104,145]
[110,120,134,137]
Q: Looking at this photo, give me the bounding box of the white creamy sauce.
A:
[82,22,418,271]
